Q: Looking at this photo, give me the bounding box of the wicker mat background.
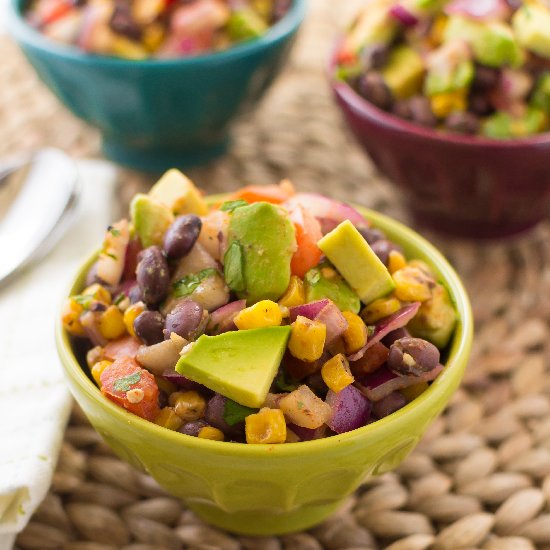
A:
[4,1,550,548]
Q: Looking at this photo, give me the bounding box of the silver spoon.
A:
[0,148,80,287]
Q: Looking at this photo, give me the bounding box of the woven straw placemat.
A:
[4,2,550,548]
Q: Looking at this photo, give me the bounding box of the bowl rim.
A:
[8,0,306,67]
[56,197,473,458]
[327,38,550,148]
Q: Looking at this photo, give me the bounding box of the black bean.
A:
[136,246,169,306]
[204,394,244,438]
[358,72,393,110]
[158,390,169,409]
[445,112,480,135]
[473,65,500,90]
[469,94,494,117]
[109,3,142,41]
[134,310,165,345]
[409,96,437,127]
[370,239,403,266]
[357,226,385,245]
[381,327,410,347]
[360,44,390,70]
[179,419,208,437]
[164,300,205,341]
[387,337,440,376]
[372,391,408,418]
[392,99,413,120]
[163,215,202,259]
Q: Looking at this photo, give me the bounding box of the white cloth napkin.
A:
[0,159,117,550]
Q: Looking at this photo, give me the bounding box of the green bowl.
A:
[56,203,473,536]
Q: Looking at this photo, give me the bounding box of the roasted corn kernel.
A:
[361,297,402,324]
[393,266,435,302]
[234,300,283,330]
[388,250,407,274]
[198,426,225,441]
[245,407,287,444]
[321,354,354,393]
[169,391,206,422]
[278,276,306,308]
[62,297,86,337]
[288,315,326,362]
[82,283,111,305]
[123,302,146,337]
[98,305,127,340]
[430,89,467,118]
[341,311,368,354]
[91,360,113,387]
[154,407,183,431]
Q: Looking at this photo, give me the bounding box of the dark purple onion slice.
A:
[315,301,348,344]
[162,369,202,390]
[287,423,328,441]
[326,384,372,434]
[389,4,419,26]
[348,302,421,361]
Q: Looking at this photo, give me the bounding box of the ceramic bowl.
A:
[56,200,473,536]
[8,0,306,171]
[329,57,550,239]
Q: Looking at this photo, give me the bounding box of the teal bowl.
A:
[56,200,473,536]
[8,0,306,171]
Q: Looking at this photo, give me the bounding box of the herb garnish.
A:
[223,399,257,426]
[173,268,218,298]
[113,372,141,392]
[220,199,248,213]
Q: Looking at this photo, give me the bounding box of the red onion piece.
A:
[445,0,509,20]
[348,302,421,361]
[80,311,107,347]
[326,384,372,434]
[162,369,202,390]
[289,299,330,322]
[122,238,142,281]
[287,423,328,441]
[284,193,367,230]
[389,4,419,26]
[372,391,408,418]
[207,300,246,334]
[314,302,348,344]
[357,364,444,402]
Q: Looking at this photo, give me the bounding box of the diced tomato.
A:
[228,182,295,205]
[336,45,357,66]
[349,342,389,376]
[100,357,160,421]
[40,0,72,25]
[103,336,141,362]
[289,205,323,278]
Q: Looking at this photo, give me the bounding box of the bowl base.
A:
[102,137,230,172]
[187,499,343,536]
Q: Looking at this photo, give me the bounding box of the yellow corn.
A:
[82,283,111,305]
[123,302,146,337]
[198,426,225,441]
[321,354,354,393]
[388,250,407,274]
[91,360,113,387]
[278,276,306,308]
[98,305,127,340]
[341,311,368,354]
[169,390,206,422]
[427,14,447,47]
[288,315,326,362]
[154,407,183,431]
[430,90,467,118]
[234,300,283,330]
[154,376,177,397]
[400,381,429,401]
[407,259,433,276]
[111,37,149,60]
[61,297,86,337]
[245,407,287,444]
[361,297,402,324]
[393,266,434,302]
[143,24,165,51]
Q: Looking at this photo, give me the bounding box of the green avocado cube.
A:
[175,326,291,408]
[130,194,174,248]
[305,263,360,314]
[482,108,547,139]
[381,46,425,99]
[444,16,524,68]
[513,4,550,60]
[425,59,474,96]
[317,220,395,306]
[531,73,550,114]
[224,202,296,305]
[227,8,268,41]
[345,4,398,52]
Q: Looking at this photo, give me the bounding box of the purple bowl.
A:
[329,52,550,239]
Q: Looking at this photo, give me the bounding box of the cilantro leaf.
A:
[224,241,245,292]
[73,294,93,308]
[223,399,256,426]
[113,372,141,392]
[108,226,121,237]
[220,199,248,213]
[173,268,218,298]
[274,371,300,392]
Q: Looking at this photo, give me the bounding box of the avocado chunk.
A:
[381,46,425,99]
[444,16,523,68]
[531,73,550,114]
[317,220,395,306]
[482,108,547,139]
[424,42,474,97]
[176,326,291,408]
[227,8,268,41]
[305,263,360,314]
[149,169,208,216]
[130,194,174,248]
[344,3,398,52]
[513,4,550,60]
[224,202,296,304]
[408,283,456,348]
